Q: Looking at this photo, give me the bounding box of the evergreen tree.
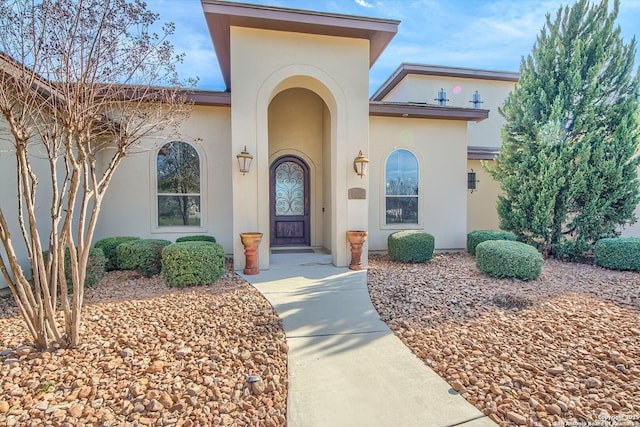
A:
[487,0,640,259]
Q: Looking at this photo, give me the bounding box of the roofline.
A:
[369,101,489,122]
[202,0,399,90]
[0,52,62,100]
[468,145,500,160]
[371,63,520,101]
[186,90,231,106]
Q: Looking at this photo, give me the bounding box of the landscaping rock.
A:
[0,262,287,426]
[367,253,640,427]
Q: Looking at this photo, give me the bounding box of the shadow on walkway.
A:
[241,252,496,427]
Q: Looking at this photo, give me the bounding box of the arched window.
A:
[156,141,201,227]
[385,149,419,224]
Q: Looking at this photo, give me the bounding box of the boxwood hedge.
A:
[387,230,435,263]
[162,241,225,287]
[476,240,543,280]
[467,229,517,256]
[175,235,217,243]
[42,247,106,287]
[594,237,640,271]
[94,236,140,270]
[116,239,172,277]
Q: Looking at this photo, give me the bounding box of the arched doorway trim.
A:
[254,65,348,266]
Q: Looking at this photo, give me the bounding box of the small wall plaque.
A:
[348,187,366,200]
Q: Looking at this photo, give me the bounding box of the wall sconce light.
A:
[434,88,449,106]
[468,169,479,193]
[236,145,253,175]
[353,150,369,178]
[470,90,484,109]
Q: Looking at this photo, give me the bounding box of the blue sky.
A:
[146,0,640,94]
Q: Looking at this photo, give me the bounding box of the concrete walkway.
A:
[241,251,497,427]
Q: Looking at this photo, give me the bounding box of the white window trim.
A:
[151,140,207,234]
[380,147,424,230]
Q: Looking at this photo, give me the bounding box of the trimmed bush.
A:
[467,229,517,256]
[94,236,140,270]
[594,237,640,271]
[116,239,172,277]
[175,235,217,243]
[74,248,107,287]
[476,240,543,280]
[387,230,435,263]
[162,241,225,287]
[42,247,106,287]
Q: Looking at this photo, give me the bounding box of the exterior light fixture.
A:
[353,150,369,178]
[435,88,449,106]
[236,145,253,175]
[468,169,479,193]
[470,91,483,109]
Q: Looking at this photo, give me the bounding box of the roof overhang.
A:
[185,90,231,106]
[370,101,489,122]
[371,63,519,101]
[201,0,399,90]
[468,145,500,160]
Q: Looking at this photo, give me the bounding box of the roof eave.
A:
[186,90,231,106]
[468,145,500,160]
[371,63,519,102]
[369,102,489,122]
[201,0,399,91]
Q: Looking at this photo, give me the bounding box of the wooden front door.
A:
[270,156,310,246]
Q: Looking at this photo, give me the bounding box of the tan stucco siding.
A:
[383,74,514,149]
[230,26,371,268]
[621,165,640,237]
[0,123,89,289]
[368,116,468,251]
[97,105,234,252]
[466,159,501,232]
[0,128,17,289]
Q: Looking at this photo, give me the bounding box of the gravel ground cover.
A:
[0,261,287,427]
[367,253,640,427]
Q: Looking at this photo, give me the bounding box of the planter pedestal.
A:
[240,232,263,275]
[346,230,368,271]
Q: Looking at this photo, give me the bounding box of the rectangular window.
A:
[385,196,418,224]
[157,195,201,227]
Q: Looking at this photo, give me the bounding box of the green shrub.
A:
[175,235,216,243]
[42,247,106,287]
[75,248,107,287]
[387,230,435,263]
[553,237,590,261]
[467,230,517,256]
[162,241,225,288]
[94,236,140,270]
[594,237,640,271]
[116,239,172,277]
[476,240,543,280]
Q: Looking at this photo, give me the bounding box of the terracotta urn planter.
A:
[346,230,368,270]
[240,232,263,275]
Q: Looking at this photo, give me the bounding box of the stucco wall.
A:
[621,165,640,237]
[0,127,83,289]
[96,105,234,252]
[383,74,514,149]
[229,26,371,268]
[368,116,468,252]
[466,159,501,232]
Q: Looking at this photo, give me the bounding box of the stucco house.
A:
[1,0,638,290]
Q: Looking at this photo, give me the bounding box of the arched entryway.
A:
[270,155,310,246]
